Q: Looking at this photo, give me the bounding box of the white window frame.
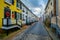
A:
[16,0,21,9]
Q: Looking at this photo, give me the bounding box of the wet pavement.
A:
[13,21,51,40]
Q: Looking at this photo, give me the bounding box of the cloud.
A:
[39,0,46,9]
[20,0,33,8]
[21,0,48,17]
[29,0,40,7]
[34,8,41,13]
[31,7,41,17]
[30,0,47,17]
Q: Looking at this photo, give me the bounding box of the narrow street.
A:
[13,21,51,40]
[0,0,60,40]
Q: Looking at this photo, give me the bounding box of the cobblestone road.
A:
[13,21,51,40]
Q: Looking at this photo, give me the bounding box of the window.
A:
[23,9,25,12]
[22,5,25,12]
[20,14,22,20]
[4,7,11,18]
[16,0,22,9]
[20,3,22,9]
[48,7,49,9]
[17,13,20,19]
[12,12,15,18]
[14,12,21,19]
[51,2,52,5]
[22,5,24,10]
[18,13,20,19]
[14,12,17,19]
[16,0,20,8]
[51,11,53,17]
[5,0,14,4]
[22,14,24,21]
[23,6,25,12]
[26,11,28,14]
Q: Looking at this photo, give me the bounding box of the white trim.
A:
[17,7,20,10]
[2,25,21,30]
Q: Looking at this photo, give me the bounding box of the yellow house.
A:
[0,0,22,30]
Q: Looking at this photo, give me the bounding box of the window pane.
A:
[16,13,20,19]
[16,0,21,9]
[20,14,22,20]
[15,12,17,19]
[5,0,14,4]
[5,0,10,3]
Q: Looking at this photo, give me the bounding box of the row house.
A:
[0,0,22,30]
[45,0,60,36]
[0,0,39,33]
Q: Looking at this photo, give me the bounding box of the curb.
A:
[43,24,53,40]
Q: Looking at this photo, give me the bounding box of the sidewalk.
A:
[2,22,35,40]
[2,25,29,40]
[45,27,60,40]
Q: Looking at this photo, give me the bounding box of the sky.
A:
[21,0,48,17]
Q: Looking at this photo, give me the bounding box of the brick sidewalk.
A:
[2,25,29,40]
